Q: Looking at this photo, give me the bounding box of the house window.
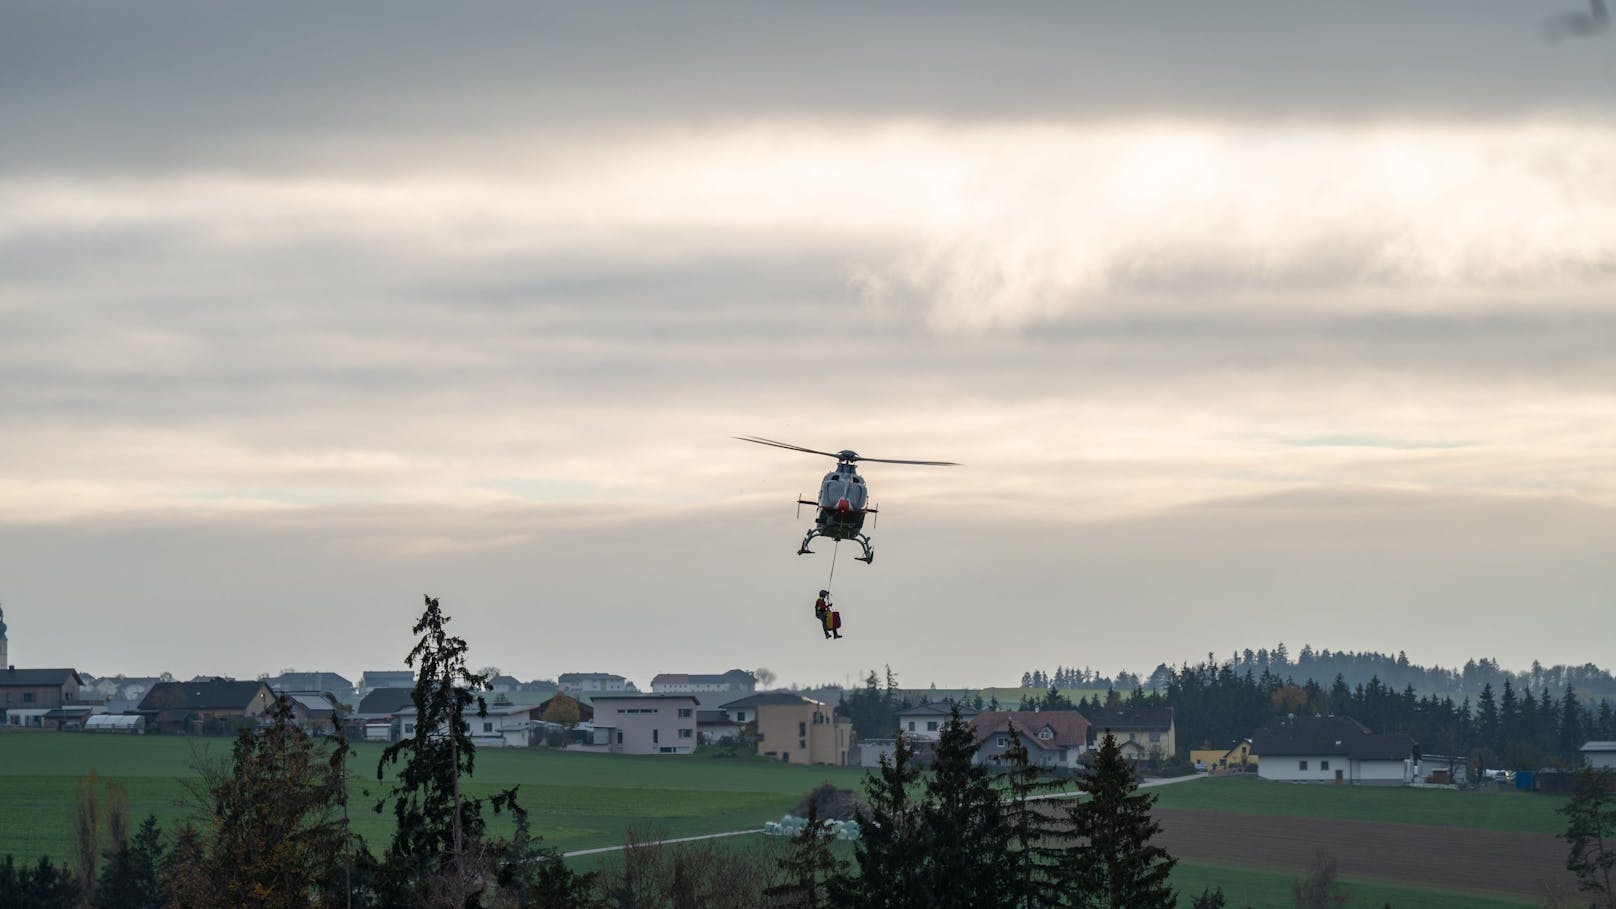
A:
[799,721,807,736]
[678,708,693,718]
[1320,760,1330,771]
[653,729,660,744]
[927,721,939,732]
[1299,760,1308,771]
[1148,732,1161,743]
[23,692,36,703]
[616,731,624,744]
[1038,728,1053,740]
[799,739,807,750]
[483,722,493,733]
[996,736,1006,747]
[404,723,415,734]
[908,721,916,731]
[678,728,693,739]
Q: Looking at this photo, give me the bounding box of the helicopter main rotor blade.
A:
[853,456,961,466]
[734,436,843,459]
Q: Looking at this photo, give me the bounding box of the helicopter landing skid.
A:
[796,530,874,564]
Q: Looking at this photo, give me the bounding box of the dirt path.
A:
[1153,808,1577,900]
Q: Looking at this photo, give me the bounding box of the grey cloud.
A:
[5,2,1614,172]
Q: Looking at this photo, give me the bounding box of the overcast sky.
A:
[3,2,1615,689]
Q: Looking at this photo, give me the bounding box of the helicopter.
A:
[736,436,958,564]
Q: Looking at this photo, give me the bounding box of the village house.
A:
[351,687,415,742]
[722,692,852,765]
[395,702,542,748]
[0,668,85,724]
[896,701,978,742]
[969,710,1091,769]
[264,671,355,701]
[649,669,757,706]
[282,692,346,735]
[356,670,415,698]
[587,694,700,754]
[559,672,638,695]
[1085,706,1177,761]
[1251,715,1416,786]
[137,679,276,735]
[1190,739,1258,773]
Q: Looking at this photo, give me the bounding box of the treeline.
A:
[1024,644,1616,701]
[1134,658,1616,769]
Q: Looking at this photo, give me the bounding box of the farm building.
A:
[85,714,146,734]
[1190,739,1258,773]
[137,679,276,734]
[1251,715,1416,786]
[0,668,86,718]
[1581,741,1616,770]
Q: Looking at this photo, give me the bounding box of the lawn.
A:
[1150,773,1565,835]
[1172,860,1539,909]
[0,733,866,862]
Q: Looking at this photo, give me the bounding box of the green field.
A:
[1150,773,1564,835]
[1171,860,1537,909]
[0,734,864,862]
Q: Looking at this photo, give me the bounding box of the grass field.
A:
[1171,860,1539,909]
[1149,773,1565,835]
[0,733,865,862]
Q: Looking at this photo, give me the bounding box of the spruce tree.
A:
[1058,733,1176,909]
[923,704,1015,908]
[763,799,846,909]
[376,594,493,904]
[1002,720,1069,908]
[838,732,928,909]
[93,815,164,909]
[1561,685,1586,765]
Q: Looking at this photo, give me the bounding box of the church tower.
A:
[0,603,8,669]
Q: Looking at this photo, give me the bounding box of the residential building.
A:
[722,692,852,765]
[282,692,345,734]
[589,694,699,754]
[488,675,524,694]
[558,672,637,694]
[357,670,415,698]
[896,701,977,742]
[1190,739,1258,773]
[697,709,744,743]
[137,679,276,735]
[649,669,757,706]
[1085,706,1177,760]
[396,702,542,748]
[1581,741,1616,771]
[351,687,416,742]
[264,672,355,700]
[0,668,85,722]
[969,710,1090,769]
[1251,715,1416,786]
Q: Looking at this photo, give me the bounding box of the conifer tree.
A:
[376,594,493,905]
[1058,733,1176,909]
[764,799,846,909]
[1560,766,1616,908]
[1001,720,1068,908]
[923,704,1015,908]
[93,815,164,909]
[838,731,928,909]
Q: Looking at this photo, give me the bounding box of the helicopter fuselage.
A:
[809,464,872,539]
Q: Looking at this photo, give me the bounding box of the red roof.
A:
[969,710,1090,751]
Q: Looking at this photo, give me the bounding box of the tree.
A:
[1560,766,1616,908]
[1058,733,1176,909]
[540,693,582,748]
[1291,851,1350,909]
[923,704,1015,908]
[94,815,164,909]
[179,694,353,907]
[375,594,492,905]
[838,732,928,909]
[764,798,846,908]
[0,855,79,908]
[1001,720,1068,908]
[488,786,595,908]
[753,667,778,689]
[1187,887,1226,909]
[72,768,102,901]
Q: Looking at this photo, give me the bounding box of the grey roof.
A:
[357,688,416,714]
[1252,715,1416,761]
[588,693,699,703]
[266,672,354,692]
[360,670,415,685]
[1581,741,1616,752]
[721,692,827,710]
[897,701,977,718]
[138,680,271,712]
[0,668,83,687]
[287,693,340,715]
[558,672,629,681]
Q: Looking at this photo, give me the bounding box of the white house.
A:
[649,670,756,706]
[588,694,700,755]
[1252,715,1415,786]
[896,702,976,742]
[558,672,638,695]
[1581,741,1616,770]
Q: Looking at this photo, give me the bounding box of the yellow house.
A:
[721,692,852,765]
[1190,739,1258,773]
